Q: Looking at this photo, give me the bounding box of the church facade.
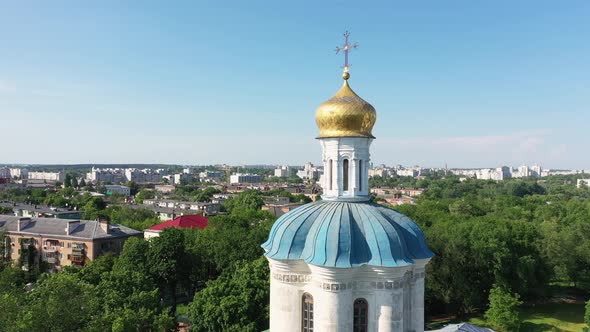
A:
[262,37,433,332]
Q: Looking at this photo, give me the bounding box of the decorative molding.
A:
[272,272,312,283]
[311,271,426,293]
[272,269,425,290]
[322,282,348,291]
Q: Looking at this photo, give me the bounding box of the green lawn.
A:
[467,303,586,332]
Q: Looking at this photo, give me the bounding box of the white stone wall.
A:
[320,137,372,200]
[267,258,430,332]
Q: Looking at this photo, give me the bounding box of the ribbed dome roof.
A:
[262,200,433,268]
[314,79,377,139]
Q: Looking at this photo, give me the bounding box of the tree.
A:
[79,253,115,285]
[148,227,190,313]
[79,178,87,188]
[585,299,590,329]
[62,237,176,332]
[484,286,522,332]
[64,174,72,188]
[0,266,27,331]
[0,231,8,270]
[113,237,151,277]
[108,307,174,332]
[292,193,312,204]
[0,266,26,293]
[135,189,155,204]
[0,267,26,332]
[193,187,221,202]
[0,206,13,215]
[89,269,173,332]
[188,257,270,332]
[201,211,273,275]
[126,181,139,195]
[96,184,107,194]
[18,238,39,281]
[223,190,264,213]
[105,205,159,230]
[82,196,107,219]
[541,206,590,287]
[18,273,97,332]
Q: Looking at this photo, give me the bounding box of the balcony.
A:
[44,240,60,248]
[20,240,33,247]
[71,256,84,262]
[46,257,57,264]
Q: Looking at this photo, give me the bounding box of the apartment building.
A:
[0,216,142,272]
[230,173,262,184]
[28,171,65,182]
[104,184,131,196]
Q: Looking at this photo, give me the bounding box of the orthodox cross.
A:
[335,31,358,72]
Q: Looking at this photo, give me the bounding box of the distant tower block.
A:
[262,32,433,332]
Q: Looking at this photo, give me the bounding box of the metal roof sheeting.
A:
[262,200,433,268]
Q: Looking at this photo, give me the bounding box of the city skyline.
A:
[1,1,589,169]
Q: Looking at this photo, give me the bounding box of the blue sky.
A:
[1,1,588,168]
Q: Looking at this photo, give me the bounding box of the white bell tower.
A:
[320,137,372,200]
[262,31,433,332]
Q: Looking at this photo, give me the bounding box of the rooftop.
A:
[262,200,433,268]
[428,323,495,332]
[147,215,208,231]
[0,202,82,216]
[0,216,142,240]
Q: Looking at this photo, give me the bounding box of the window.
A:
[302,293,314,332]
[343,159,349,191]
[358,160,362,192]
[353,298,368,332]
[329,159,333,190]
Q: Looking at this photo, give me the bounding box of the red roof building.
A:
[144,215,208,239]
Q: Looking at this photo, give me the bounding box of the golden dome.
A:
[315,75,376,138]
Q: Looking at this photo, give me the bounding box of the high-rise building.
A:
[28,171,65,182]
[274,166,290,177]
[229,173,262,184]
[0,167,10,179]
[296,162,322,180]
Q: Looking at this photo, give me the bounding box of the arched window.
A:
[353,298,368,332]
[329,159,333,190]
[302,293,314,331]
[358,160,362,192]
[343,159,349,191]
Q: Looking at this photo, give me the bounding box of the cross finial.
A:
[335,31,358,80]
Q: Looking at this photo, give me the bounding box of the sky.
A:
[0,1,589,169]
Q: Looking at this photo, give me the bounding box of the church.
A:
[262,33,434,332]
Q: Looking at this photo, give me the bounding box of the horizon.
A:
[1,1,589,169]
[0,162,584,172]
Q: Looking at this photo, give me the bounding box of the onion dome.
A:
[315,73,377,139]
[262,200,433,268]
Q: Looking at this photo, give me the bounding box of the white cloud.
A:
[371,129,572,168]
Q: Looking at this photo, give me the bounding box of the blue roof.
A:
[262,200,433,268]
